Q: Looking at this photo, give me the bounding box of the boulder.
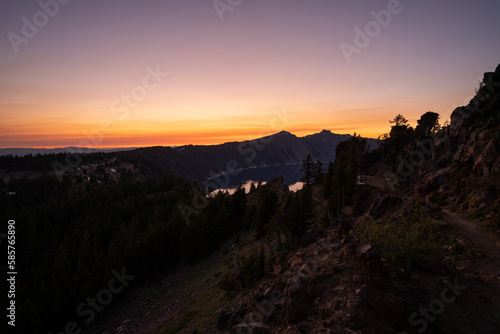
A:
[428,203,441,212]
[218,304,247,330]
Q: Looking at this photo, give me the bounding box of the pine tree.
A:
[322,161,334,199]
[314,160,324,184]
[301,154,316,187]
[254,189,279,239]
[389,114,409,126]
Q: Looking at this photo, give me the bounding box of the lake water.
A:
[210,179,304,196]
[205,164,305,195]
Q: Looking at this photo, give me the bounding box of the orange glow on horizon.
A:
[0,125,386,149]
[1,99,438,149]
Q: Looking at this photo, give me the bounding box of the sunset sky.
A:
[1,0,499,148]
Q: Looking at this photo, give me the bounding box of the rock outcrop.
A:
[406,64,500,224]
[218,233,435,333]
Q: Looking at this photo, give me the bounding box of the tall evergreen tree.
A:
[301,154,316,187]
[314,160,324,185]
[322,161,334,199]
[254,189,278,239]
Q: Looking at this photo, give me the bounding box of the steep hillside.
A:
[407,64,500,225]
[213,64,500,334]
[216,233,434,334]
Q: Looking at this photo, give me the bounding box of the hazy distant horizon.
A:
[0,129,359,153]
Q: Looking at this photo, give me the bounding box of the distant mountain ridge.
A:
[0,146,136,156]
[118,130,378,184]
[0,131,378,186]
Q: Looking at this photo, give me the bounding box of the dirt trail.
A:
[365,174,500,332]
[411,209,500,333]
[441,209,500,282]
[365,173,500,279]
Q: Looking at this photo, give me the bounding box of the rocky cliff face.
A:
[411,64,500,223]
[217,234,434,334]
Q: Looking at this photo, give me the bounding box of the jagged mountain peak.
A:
[119,129,378,184]
[247,130,297,144]
[272,130,296,138]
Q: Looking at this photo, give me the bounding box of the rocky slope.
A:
[408,64,500,224]
[215,64,500,334]
[216,232,439,334]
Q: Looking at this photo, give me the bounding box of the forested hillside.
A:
[0,170,252,333]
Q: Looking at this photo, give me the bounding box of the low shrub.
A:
[353,206,446,267]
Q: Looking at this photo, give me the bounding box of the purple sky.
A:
[1,0,499,147]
